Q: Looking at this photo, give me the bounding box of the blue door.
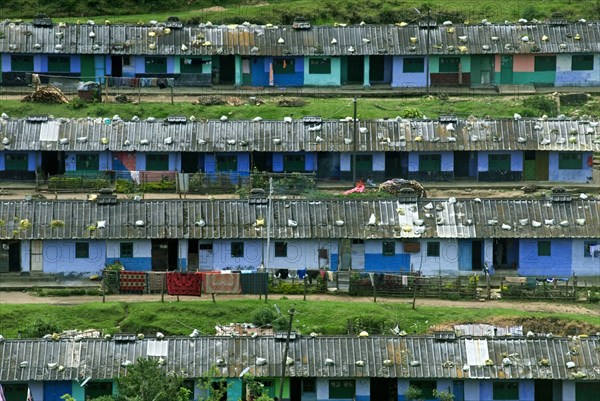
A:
[458,240,472,271]
[453,381,465,401]
[44,381,72,401]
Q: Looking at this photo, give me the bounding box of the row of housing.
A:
[1,117,599,183]
[0,336,598,401]
[0,198,598,276]
[1,21,600,87]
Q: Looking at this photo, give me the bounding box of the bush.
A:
[115,179,135,193]
[522,95,558,116]
[251,307,278,327]
[69,96,88,109]
[139,178,176,192]
[23,315,61,338]
[48,176,110,190]
[399,107,423,119]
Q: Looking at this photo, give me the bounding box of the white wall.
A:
[571,239,600,277]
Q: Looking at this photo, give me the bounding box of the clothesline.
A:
[106,77,174,88]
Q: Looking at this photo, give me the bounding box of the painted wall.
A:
[548,152,593,182]
[136,153,177,171]
[562,381,575,401]
[28,382,44,401]
[303,57,341,86]
[64,152,111,172]
[316,378,356,401]
[106,239,152,271]
[356,378,369,401]
[556,54,600,86]
[429,55,471,73]
[178,239,188,270]
[391,56,428,87]
[415,239,460,276]
[477,151,523,172]
[511,54,556,84]
[571,239,600,277]
[21,240,30,272]
[226,378,243,401]
[251,57,304,87]
[364,240,411,272]
[43,240,106,275]
[0,151,37,171]
[408,152,454,172]
[372,153,385,171]
[519,239,572,276]
[207,239,338,271]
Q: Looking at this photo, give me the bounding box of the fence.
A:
[498,276,579,301]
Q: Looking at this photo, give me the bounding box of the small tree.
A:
[433,389,455,401]
[116,358,191,401]
[405,385,424,401]
[197,365,229,401]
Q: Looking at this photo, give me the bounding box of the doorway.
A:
[41,151,65,176]
[458,240,483,271]
[111,56,123,77]
[188,239,199,271]
[316,153,340,180]
[0,241,20,273]
[524,151,549,181]
[151,239,178,271]
[344,56,364,83]
[500,55,513,84]
[219,55,235,83]
[181,152,200,173]
[493,238,519,269]
[534,380,559,401]
[252,152,272,172]
[385,152,405,179]
[198,243,214,271]
[351,239,365,270]
[454,152,476,180]
[369,55,386,82]
[371,378,398,401]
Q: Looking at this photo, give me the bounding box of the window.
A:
[309,58,331,74]
[576,382,600,401]
[419,154,441,172]
[489,154,511,172]
[404,57,425,73]
[146,153,169,171]
[283,154,305,172]
[493,382,519,400]
[11,55,34,72]
[439,57,460,73]
[5,153,28,170]
[558,153,582,170]
[76,242,89,259]
[145,57,167,73]
[584,241,599,257]
[273,58,295,74]
[76,154,99,171]
[403,240,421,253]
[180,57,206,73]
[275,241,287,258]
[409,381,437,399]
[216,155,237,171]
[329,380,355,399]
[303,378,316,393]
[538,241,551,256]
[382,241,396,256]
[534,56,557,71]
[231,242,244,258]
[85,382,113,400]
[572,55,594,71]
[427,242,440,257]
[48,56,70,72]
[120,242,134,258]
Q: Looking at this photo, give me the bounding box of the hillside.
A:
[3,0,600,26]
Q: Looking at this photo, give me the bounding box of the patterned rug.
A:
[147,273,166,292]
[119,271,147,292]
[202,273,241,294]
[166,272,202,296]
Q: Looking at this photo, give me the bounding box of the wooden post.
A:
[161,273,165,303]
[211,293,216,303]
[373,278,377,303]
[138,83,141,104]
[170,83,174,105]
[303,275,307,301]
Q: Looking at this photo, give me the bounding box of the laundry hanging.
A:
[240,272,269,295]
[166,272,202,296]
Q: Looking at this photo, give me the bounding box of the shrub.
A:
[405,385,424,401]
[139,178,176,192]
[522,95,558,116]
[48,176,110,190]
[23,315,61,338]
[251,307,278,327]
[69,96,88,109]
[399,107,423,119]
[115,179,135,193]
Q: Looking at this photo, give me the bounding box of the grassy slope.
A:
[4,0,599,25]
[1,97,599,120]
[0,299,597,338]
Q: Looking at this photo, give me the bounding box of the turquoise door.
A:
[458,240,472,271]
[500,55,513,84]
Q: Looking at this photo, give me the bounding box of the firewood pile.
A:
[22,85,69,104]
[379,178,427,198]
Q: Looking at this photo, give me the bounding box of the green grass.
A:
[0,298,597,339]
[2,96,598,120]
[6,0,600,25]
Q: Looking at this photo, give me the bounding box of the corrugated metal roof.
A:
[1,337,598,381]
[2,118,599,152]
[0,199,598,240]
[1,22,599,56]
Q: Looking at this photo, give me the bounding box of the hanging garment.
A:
[297,269,306,279]
[240,272,269,295]
[147,272,166,292]
[166,272,202,296]
[203,272,241,294]
[119,271,147,292]
[589,244,600,257]
[401,275,408,286]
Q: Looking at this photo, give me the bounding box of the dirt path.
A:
[1,292,597,316]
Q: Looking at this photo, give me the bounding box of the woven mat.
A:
[147,273,166,292]
[119,271,146,292]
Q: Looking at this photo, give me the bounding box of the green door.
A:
[500,55,513,84]
[5,153,28,170]
[81,55,97,81]
[283,154,305,172]
[354,154,373,177]
[523,160,536,181]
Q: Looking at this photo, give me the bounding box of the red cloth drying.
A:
[166,272,202,296]
[119,271,146,292]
